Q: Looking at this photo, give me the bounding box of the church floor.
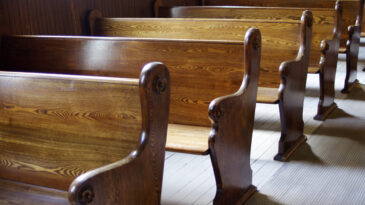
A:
[161,38,365,205]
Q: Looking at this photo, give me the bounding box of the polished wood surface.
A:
[0,0,160,35]
[0,72,139,190]
[207,28,260,204]
[90,17,300,89]
[0,32,261,204]
[69,63,170,204]
[0,63,170,204]
[1,35,245,127]
[0,178,68,205]
[168,5,342,121]
[167,124,211,154]
[89,11,312,160]
[197,0,363,93]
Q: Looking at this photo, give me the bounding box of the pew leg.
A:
[342,26,360,93]
[314,55,338,121]
[274,101,307,162]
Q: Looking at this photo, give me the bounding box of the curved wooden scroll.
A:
[275,10,312,161]
[208,28,260,204]
[68,62,170,205]
[315,0,342,120]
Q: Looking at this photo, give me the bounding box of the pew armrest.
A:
[68,62,170,205]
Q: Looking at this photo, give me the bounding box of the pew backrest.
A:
[0,71,142,190]
[200,0,363,48]
[0,35,252,126]
[88,14,310,89]
[168,5,341,68]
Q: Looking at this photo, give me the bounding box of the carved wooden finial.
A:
[79,186,95,204]
[155,76,167,94]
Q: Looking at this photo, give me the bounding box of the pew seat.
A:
[167,124,210,154]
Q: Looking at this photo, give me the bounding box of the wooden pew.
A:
[192,0,364,93]
[166,4,342,121]
[88,10,312,161]
[0,31,261,204]
[0,62,170,204]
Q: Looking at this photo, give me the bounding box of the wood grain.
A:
[87,12,311,160]
[199,0,364,93]
[69,62,170,205]
[0,178,68,205]
[0,0,159,35]
[0,71,141,190]
[91,17,301,89]
[168,5,342,120]
[166,124,211,154]
[1,35,246,127]
[1,30,262,204]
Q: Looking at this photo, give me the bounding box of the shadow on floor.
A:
[325,107,354,120]
[287,143,325,165]
[246,192,284,205]
[305,83,365,101]
[314,109,365,146]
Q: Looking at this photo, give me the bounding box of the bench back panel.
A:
[169,7,336,67]
[0,72,141,190]
[92,18,300,87]
[203,0,360,48]
[1,36,245,126]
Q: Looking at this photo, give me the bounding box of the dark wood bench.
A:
[0,32,261,204]
[0,61,170,204]
[193,0,364,93]
[165,4,342,121]
[88,11,312,162]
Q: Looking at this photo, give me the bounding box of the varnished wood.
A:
[207,28,260,204]
[169,4,342,120]
[88,11,312,160]
[197,0,364,93]
[90,17,299,88]
[0,31,261,204]
[0,63,170,204]
[167,124,211,154]
[0,178,68,205]
[0,0,161,35]
[1,35,246,127]
[69,63,170,205]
